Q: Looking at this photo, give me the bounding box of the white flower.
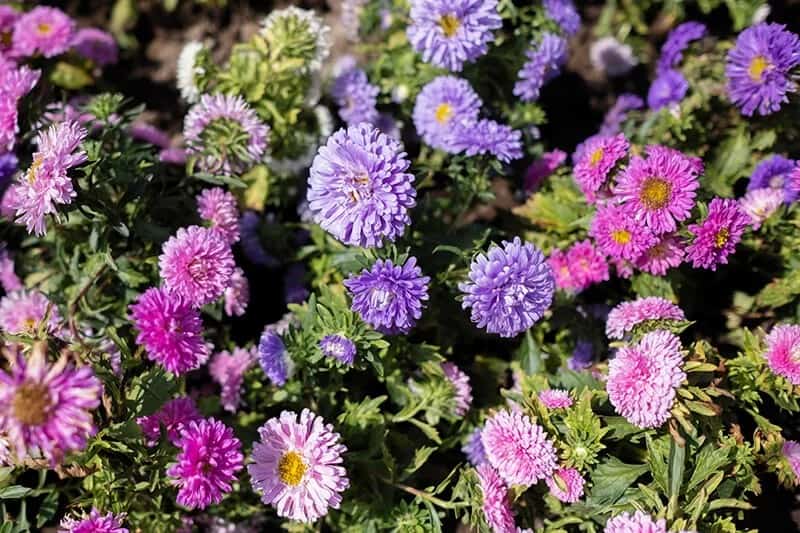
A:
[260,7,331,73]
[590,36,638,77]
[176,41,205,103]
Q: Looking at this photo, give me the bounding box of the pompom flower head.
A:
[345,257,430,335]
[726,23,800,117]
[136,396,201,446]
[747,155,798,203]
[11,6,74,58]
[460,238,554,338]
[167,418,244,510]
[319,334,357,365]
[58,508,128,533]
[546,467,585,503]
[606,330,685,428]
[413,76,482,150]
[447,118,523,163]
[605,511,667,533]
[481,409,558,486]
[330,65,379,126]
[196,187,240,244]
[307,123,416,248]
[538,389,573,409]
[441,362,472,416]
[258,330,291,386]
[574,134,628,201]
[406,0,502,72]
[71,28,118,66]
[159,225,235,307]
[634,234,685,276]
[606,297,685,340]
[476,463,515,533]
[224,267,249,317]
[591,203,657,261]
[763,324,800,385]
[0,290,61,335]
[248,409,349,523]
[210,347,254,412]
[686,198,749,271]
[514,33,568,102]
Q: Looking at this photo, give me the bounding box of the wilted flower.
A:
[546,467,585,503]
[514,33,568,102]
[606,297,685,340]
[11,6,74,58]
[763,324,800,385]
[686,198,749,270]
[413,76,482,150]
[136,397,202,447]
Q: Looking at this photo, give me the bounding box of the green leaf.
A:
[704,127,750,197]
[400,446,437,481]
[515,330,545,374]
[586,457,649,507]
[631,273,676,300]
[0,486,31,499]
[686,443,733,493]
[50,62,93,90]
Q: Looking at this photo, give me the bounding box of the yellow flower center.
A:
[434,103,453,125]
[36,23,52,36]
[611,229,631,244]
[12,382,51,426]
[26,156,44,185]
[714,227,730,248]
[589,147,604,167]
[640,177,671,210]
[748,55,769,82]
[278,450,307,486]
[439,14,460,38]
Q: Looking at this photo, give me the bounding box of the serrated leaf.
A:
[586,457,649,507]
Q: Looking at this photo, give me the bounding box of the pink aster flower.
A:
[614,145,702,234]
[11,6,74,58]
[686,197,750,270]
[167,418,244,510]
[538,389,573,409]
[590,203,658,261]
[633,234,685,276]
[196,187,240,244]
[58,508,128,533]
[0,64,41,153]
[574,134,629,202]
[463,427,487,466]
[524,149,566,193]
[136,396,202,447]
[607,330,685,428]
[763,324,800,385]
[0,7,20,53]
[0,349,101,463]
[565,240,609,292]
[209,347,254,412]
[441,362,472,417]
[223,267,249,317]
[783,440,800,483]
[159,225,235,307]
[129,287,210,375]
[606,297,685,340]
[0,246,22,292]
[0,289,61,335]
[548,248,578,291]
[546,467,585,503]
[476,463,516,533]
[481,409,558,486]
[605,511,667,533]
[740,188,783,229]
[248,409,349,523]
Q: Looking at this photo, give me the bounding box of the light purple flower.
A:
[463,427,487,465]
[740,188,783,229]
[747,155,798,203]
[538,389,573,409]
[605,511,667,533]
[543,0,581,35]
[0,289,61,335]
[647,69,689,110]
[590,37,637,77]
[331,65,380,126]
[210,347,254,412]
[783,440,800,483]
[129,122,171,149]
[448,118,523,163]
[258,329,291,386]
[524,149,566,192]
[657,22,707,73]
[598,93,643,137]
[320,334,357,365]
[413,75,482,150]
[514,33,568,102]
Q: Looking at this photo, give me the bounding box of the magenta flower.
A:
[605,511,667,533]
[0,350,101,463]
[71,27,118,66]
[196,187,240,244]
[441,362,473,416]
[0,247,22,293]
[574,134,629,202]
[524,149,566,193]
[633,234,685,276]
[763,324,800,386]
[740,188,783,229]
[564,240,609,292]
[538,389,573,409]
[783,440,800,483]
[0,64,41,153]
[686,197,750,270]
[614,145,702,234]
[248,409,349,523]
[463,427,487,466]
[606,297,685,340]
[0,7,20,54]
[209,347,254,412]
[481,409,558,486]
[159,225,235,307]
[58,508,128,533]
[0,289,61,335]
[607,330,685,428]
[546,467,585,503]
[11,6,74,58]
[548,248,576,291]
[590,203,657,262]
[136,396,202,447]
[223,267,249,317]
[476,463,516,533]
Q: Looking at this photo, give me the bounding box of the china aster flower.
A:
[548,248,578,291]
[763,324,800,385]
[481,409,558,486]
[71,27,118,66]
[0,66,41,153]
[11,6,74,58]
[159,225,235,307]
[459,238,554,338]
[606,297,685,340]
[463,427,487,465]
[210,347,254,412]
[514,33,568,102]
[476,463,516,533]
[167,418,244,510]
[176,41,205,103]
[441,362,473,416]
[686,197,749,271]
[740,188,783,229]
[569,340,593,370]
[307,123,416,248]
[0,153,17,184]
[196,187,240,244]
[413,76,482,150]
[538,389,573,409]
[647,69,689,110]
[330,65,380,126]
[0,6,20,53]
[184,94,269,175]
[614,145,702,234]
[607,330,685,428]
[564,240,610,292]
[747,155,798,203]
[0,290,61,335]
[726,23,800,116]
[0,349,101,463]
[159,147,187,165]
[136,396,202,446]
[543,0,581,35]
[129,122,171,149]
[58,508,128,533]
[573,134,629,201]
[590,203,657,261]
[783,440,800,482]
[634,234,685,276]
[448,118,523,163]
[258,329,291,386]
[605,511,667,533]
[524,149,566,193]
[223,267,249,317]
[590,36,637,78]
[406,0,502,72]
[0,247,21,293]
[546,467,585,503]
[260,7,331,73]
[129,287,209,375]
[319,334,357,365]
[345,257,430,335]
[598,93,644,137]
[248,409,349,523]
[657,22,707,73]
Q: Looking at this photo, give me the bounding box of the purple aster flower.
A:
[543,0,581,35]
[11,6,74,58]
[0,289,61,335]
[647,69,689,110]
[524,149,566,193]
[481,409,558,486]
[224,267,249,317]
[476,463,516,533]
[159,148,187,165]
[413,76,482,150]
[406,0,502,72]
[605,511,667,533]
[657,22,707,73]
[210,347,254,412]
[740,187,783,229]
[0,153,17,184]
[136,397,202,447]
[634,234,685,276]
[448,118,523,163]
[248,409,349,523]
[459,237,554,338]
[783,440,800,482]
[239,211,277,267]
[763,324,800,385]
[614,145,702,235]
[130,287,209,375]
[320,334,357,365]
[167,418,244,510]
[258,329,291,386]
[0,349,101,464]
[546,467,585,503]
[284,263,309,304]
[747,155,798,203]
[606,297,685,340]
[513,33,568,102]
[196,187,240,244]
[686,197,749,270]
[607,330,685,428]
[184,94,269,175]
[71,27,118,66]
[598,93,643,137]
[0,246,22,293]
[159,225,235,307]
[463,427,487,465]
[591,203,657,261]
[58,508,128,533]
[569,340,593,370]
[307,123,416,248]
[129,122,171,149]
[590,37,637,78]
[345,257,430,335]
[441,362,472,416]
[331,65,380,126]
[539,389,573,409]
[573,134,628,201]
[726,23,800,117]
